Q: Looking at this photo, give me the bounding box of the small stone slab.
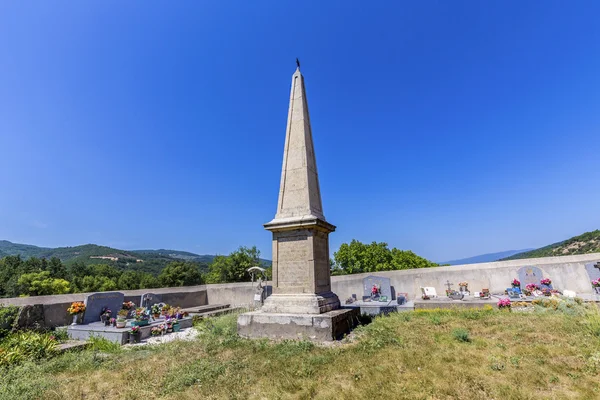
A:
[517,266,544,288]
[141,292,162,308]
[363,275,392,299]
[83,292,124,324]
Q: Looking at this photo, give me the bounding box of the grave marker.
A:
[362,275,392,300]
[83,292,124,324]
[517,266,543,287]
[141,293,162,308]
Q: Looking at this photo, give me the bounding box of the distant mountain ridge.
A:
[501,230,600,261]
[0,240,271,270]
[441,249,534,266]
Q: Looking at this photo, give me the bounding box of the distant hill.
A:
[501,230,600,261]
[441,249,534,265]
[0,240,271,275]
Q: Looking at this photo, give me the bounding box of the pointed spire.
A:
[267,65,328,225]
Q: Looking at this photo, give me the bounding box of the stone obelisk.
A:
[237,63,358,341]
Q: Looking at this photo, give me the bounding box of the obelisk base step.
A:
[237,308,360,341]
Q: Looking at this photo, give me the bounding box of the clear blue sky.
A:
[1,2,599,262]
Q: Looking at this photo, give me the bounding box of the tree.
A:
[17,271,71,296]
[158,261,203,287]
[48,257,67,280]
[206,246,261,283]
[333,239,438,274]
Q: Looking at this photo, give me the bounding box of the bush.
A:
[0,304,19,339]
[452,328,471,343]
[0,332,58,368]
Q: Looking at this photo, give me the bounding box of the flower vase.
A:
[71,314,79,326]
[459,285,468,293]
[595,287,600,295]
[129,334,136,344]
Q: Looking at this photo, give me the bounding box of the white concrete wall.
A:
[330,253,600,300]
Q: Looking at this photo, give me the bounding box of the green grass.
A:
[1,303,600,399]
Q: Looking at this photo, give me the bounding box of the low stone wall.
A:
[1,253,598,328]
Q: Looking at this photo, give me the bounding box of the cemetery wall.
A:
[330,253,600,301]
[1,253,598,328]
[1,285,210,328]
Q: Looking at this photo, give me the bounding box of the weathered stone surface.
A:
[238,308,359,341]
[14,304,45,331]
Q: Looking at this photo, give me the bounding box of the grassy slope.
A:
[2,306,600,400]
[503,230,600,261]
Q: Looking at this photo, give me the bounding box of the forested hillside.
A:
[502,230,600,260]
[0,243,266,298]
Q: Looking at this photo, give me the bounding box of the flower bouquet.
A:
[67,302,86,325]
[497,298,511,310]
[540,278,552,286]
[122,301,135,310]
[592,279,600,291]
[511,279,521,288]
[151,304,161,319]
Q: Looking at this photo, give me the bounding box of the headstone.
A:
[362,275,392,300]
[585,262,600,282]
[83,292,125,324]
[140,293,162,308]
[517,266,544,288]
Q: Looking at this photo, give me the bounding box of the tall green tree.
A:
[17,271,71,296]
[333,239,437,274]
[206,246,261,283]
[158,261,203,287]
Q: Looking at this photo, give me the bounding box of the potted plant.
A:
[540,278,552,288]
[166,321,173,333]
[132,307,150,326]
[592,279,600,294]
[458,281,468,292]
[67,302,86,325]
[116,310,128,328]
[497,298,511,310]
[151,304,161,319]
[151,326,163,336]
[525,283,539,294]
[100,307,112,324]
[541,288,551,297]
[161,304,172,316]
[511,278,521,288]
[172,320,181,332]
[129,326,141,343]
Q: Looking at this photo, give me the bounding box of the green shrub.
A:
[452,328,471,343]
[0,332,58,368]
[0,304,19,339]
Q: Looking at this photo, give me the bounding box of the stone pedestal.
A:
[238,308,359,341]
